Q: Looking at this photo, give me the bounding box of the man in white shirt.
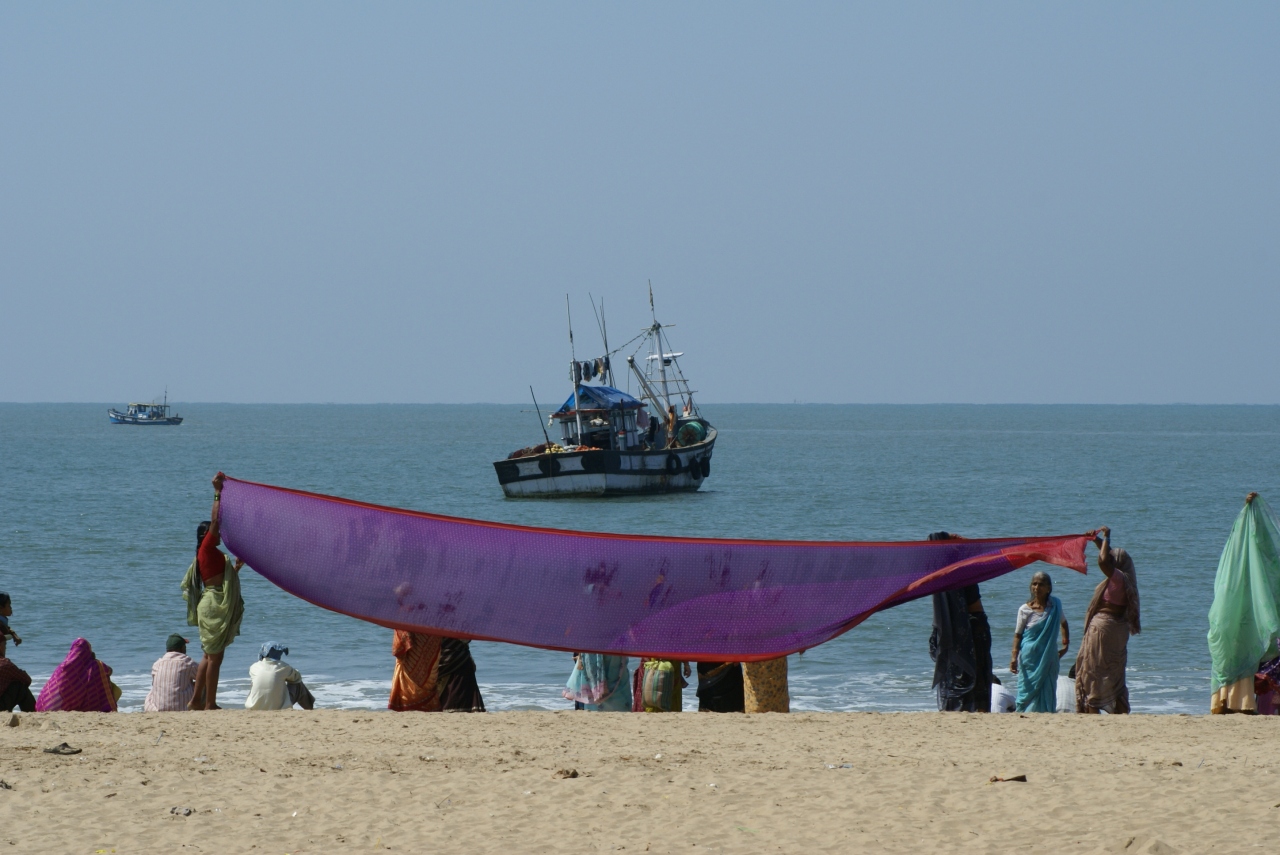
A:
[143,635,199,712]
[245,642,315,710]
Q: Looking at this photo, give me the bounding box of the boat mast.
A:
[649,283,672,416]
[566,295,584,445]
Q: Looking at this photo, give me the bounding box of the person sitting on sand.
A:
[246,642,315,710]
[0,635,35,713]
[565,652,632,711]
[0,591,22,646]
[36,638,120,712]
[1075,527,1140,714]
[182,472,245,710]
[143,634,199,712]
[1010,571,1069,712]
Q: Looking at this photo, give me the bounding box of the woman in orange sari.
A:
[388,630,443,712]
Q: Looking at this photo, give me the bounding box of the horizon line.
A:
[3,400,1279,407]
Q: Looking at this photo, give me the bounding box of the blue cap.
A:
[259,641,289,661]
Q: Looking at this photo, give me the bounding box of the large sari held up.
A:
[1015,595,1063,713]
[1209,495,1280,713]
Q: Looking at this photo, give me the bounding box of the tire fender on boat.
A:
[665,453,681,474]
[538,456,561,476]
[689,456,702,479]
[700,457,711,478]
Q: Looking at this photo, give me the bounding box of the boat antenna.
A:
[529,386,553,447]
[589,293,615,387]
[566,294,584,445]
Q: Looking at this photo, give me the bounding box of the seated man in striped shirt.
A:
[143,634,199,712]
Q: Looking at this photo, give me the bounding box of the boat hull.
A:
[107,410,183,425]
[494,431,716,497]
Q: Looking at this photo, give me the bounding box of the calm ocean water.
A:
[1,403,1277,714]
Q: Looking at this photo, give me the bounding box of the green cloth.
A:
[181,555,244,655]
[1208,496,1280,692]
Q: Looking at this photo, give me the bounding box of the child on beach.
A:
[0,593,20,646]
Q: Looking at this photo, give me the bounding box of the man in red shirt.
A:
[0,635,34,713]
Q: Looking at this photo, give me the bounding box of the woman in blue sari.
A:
[1010,571,1069,712]
[564,653,632,711]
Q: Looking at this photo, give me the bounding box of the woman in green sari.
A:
[182,472,244,710]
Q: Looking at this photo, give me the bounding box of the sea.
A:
[2,403,1277,714]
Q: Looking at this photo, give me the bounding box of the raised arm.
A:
[209,472,226,542]
[1096,526,1113,577]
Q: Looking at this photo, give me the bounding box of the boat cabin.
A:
[552,385,652,451]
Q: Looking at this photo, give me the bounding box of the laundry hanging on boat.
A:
[218,476,1092,661]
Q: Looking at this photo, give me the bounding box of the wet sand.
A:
[1,709,1274,853]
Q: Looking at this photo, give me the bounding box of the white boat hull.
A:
[494,432,716,497]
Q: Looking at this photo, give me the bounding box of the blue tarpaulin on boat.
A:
[555,385,644,413]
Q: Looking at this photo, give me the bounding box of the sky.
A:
[1,4,1276,404]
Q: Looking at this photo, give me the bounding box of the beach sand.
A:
[1,709,1275,853]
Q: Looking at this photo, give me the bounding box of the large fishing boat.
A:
[494,292,716,497]
[108,392,183,425]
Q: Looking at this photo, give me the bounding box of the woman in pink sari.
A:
[36,638,119,712]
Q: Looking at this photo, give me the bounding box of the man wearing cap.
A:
[143,634,199,712]
[245,642,315,711]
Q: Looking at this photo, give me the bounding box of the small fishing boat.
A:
[494,292,716,497]
[108,392,183,425]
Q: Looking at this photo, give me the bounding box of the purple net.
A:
[220,477,1091,661]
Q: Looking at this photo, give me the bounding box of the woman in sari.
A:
[181,472,245,710]
[634,659,690,712]
[564,653,632,711]
[388,630,443,712]
[696,661,744,712]
[1075,527,1140,714]
[436,638,485,712]
[743,657,789,713]
[1010,571,1069,713]
[35,638,119,712]
[927,532,993,713]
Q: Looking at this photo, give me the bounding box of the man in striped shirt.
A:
[143,634,199,712]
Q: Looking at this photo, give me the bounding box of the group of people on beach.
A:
[0,474,318,715]
[929,528,1140,715]
[5,488,1279,718]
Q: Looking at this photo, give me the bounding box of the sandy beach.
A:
[2,710,1276,854]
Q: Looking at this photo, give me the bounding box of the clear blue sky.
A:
[2,4,1276,404]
